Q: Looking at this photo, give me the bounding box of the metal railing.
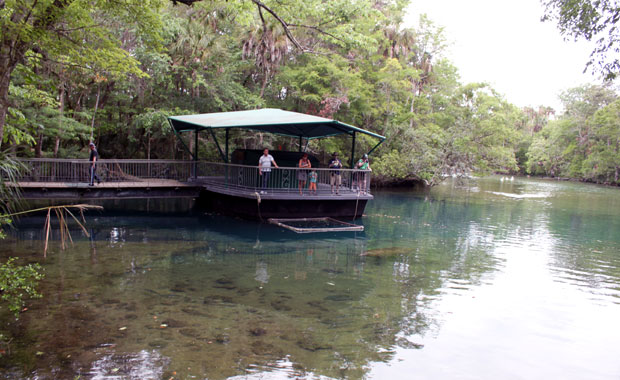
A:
[197,162,371,194]
[16,159,194,183]
[14,159,372,193]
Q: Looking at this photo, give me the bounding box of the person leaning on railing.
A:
[258,148,278,194]
[355,154,371,194]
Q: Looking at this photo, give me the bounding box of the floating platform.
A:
[197,185,371,220]
[268,217,364,233]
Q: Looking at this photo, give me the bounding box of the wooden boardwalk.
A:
[18,179,196,189]
[16,179,201,199]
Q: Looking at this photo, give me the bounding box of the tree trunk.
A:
[384,86,391,134]
[409,81,417,129]
[90,85,100,142]
[54,80,66,157]
[0,96,7,151]
[35,131,44,157]
[259,68,270,98]
[0,51,18,151]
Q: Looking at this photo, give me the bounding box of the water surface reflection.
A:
[0,177,619,379]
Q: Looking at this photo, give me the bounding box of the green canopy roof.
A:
[168,108,385,141]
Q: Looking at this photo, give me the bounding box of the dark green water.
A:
[1,177,619,379]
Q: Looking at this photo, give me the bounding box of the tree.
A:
[0,0,165,150]
[542,0,620,80]
[242,18,290,98]
[525,84,620,183]
[526,118,574,177]
[583,99,620,183]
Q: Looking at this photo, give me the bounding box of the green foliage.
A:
[526,119,572,177]
[526,84,620,184]
[542,0,620,80]
[582,99,620,183]
[0,258,43,318]
[0,152,43,320]
[0,152,25,215]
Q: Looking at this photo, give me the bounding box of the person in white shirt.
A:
[258,148,278,193]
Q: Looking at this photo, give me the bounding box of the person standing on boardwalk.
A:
[88,142,101,186]
[328,152,342,194]
[258,148,278,194]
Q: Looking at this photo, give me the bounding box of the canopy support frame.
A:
[208,128,228,164]
[366,138,385,157]
[350,132,356,169]
[170,120,196,160]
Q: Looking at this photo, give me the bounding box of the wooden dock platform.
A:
[16,180,201,199]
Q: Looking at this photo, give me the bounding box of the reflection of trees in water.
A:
[6,189,578,379]
[0,230,447,379]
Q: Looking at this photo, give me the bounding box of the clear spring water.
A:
[0,176,619,379]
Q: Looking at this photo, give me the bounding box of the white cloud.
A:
[405,0,600,111]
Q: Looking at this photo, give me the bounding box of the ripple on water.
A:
[549,251,620,304]
[488,191,551,199]
[89,349,169,380]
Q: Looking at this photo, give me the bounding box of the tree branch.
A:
[287,23,346,44]
[249,0,307,52]
[257,3,267,32]
[173,0,342,54]
[53,22,107,34]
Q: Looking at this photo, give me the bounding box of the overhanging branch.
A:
[250,0,307,52]
[172,0,341,54]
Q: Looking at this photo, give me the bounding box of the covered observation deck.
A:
[168,109,385,219]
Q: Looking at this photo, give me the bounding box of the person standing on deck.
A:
[308,170,318,195]
[258,148,278,194]
[88,142,101,186]
[328,152,342,194]
[355,154,371,194]
[298,153,311,195]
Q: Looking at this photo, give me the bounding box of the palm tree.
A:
[242,17,289,98]
[169,7,227,99]
[0,151,23,216]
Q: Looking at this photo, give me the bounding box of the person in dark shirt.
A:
[89,142,101,186]
[328,152,342,194]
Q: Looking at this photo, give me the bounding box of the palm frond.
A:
[7,204,103,257]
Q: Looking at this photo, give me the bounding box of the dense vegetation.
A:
[526,84,620,184]
[0,0,618,187]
